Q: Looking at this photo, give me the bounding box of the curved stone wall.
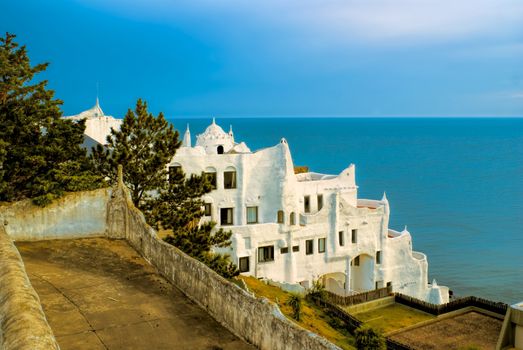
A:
[0,226,59,350]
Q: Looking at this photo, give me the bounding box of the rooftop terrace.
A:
[16,238,254,350]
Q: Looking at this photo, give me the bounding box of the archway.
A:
[350,254,374,292]
[217,145,224,154]
[321,272,347,296]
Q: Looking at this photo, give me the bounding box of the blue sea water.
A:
[168,117,523,304]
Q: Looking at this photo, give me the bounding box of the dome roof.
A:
[198,118,228,140]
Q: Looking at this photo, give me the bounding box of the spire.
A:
[403,225,408,233]
[212,117,216,125]
[183,124,191,147]
[229,124,233,135]
[381,191,388,202]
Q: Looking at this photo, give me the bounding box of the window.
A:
[204,203,212,216]
[277,210,284,224]
[387,281,392,288]
[304,196,310,213]
[258,246,274,263]
[317,194,323,211]
[290,212,296,225]
[217,145,224,154]
[205,172,217,189]
[246,206,258,224]
[338,231,344,246]
[239,257,249,272]
[168,165,182,183]
[351,229,358,243]
[292,245,299,252]
[220,208,233,226]
[306,239,314,255]
[353,256,360,266]
[224,170,237,189]
[318,238,326,253]
[376,250,381,264]
[280,247,289,254]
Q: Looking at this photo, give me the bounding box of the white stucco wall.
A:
[0,188,111,241]
[169,120,448,303]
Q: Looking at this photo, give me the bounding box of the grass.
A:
[239,276,356,350]
[351,303,435,334]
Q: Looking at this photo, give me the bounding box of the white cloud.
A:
[81,0,523,44]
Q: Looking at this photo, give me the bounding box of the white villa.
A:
[169,119,449,304]
[63,99,122,146]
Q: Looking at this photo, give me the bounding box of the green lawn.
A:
[351,303,435,334]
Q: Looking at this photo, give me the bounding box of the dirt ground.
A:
[389,310,503,350]
[16,238,255,350]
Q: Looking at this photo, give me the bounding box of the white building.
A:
[169,119,449,304]
[64,98,122,146]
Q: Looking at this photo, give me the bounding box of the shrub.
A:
[354,325,386,350]
[287,294,303,321]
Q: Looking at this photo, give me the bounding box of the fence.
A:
[386,338,417,350]
[394,293,508,316]
[325,286,393,306]
[309,295,362,332]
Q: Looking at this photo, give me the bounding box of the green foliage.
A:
[287,294,303,321]
[354,325,386,350]
[151,167,239,279]
[307,278,327,300]
[91,98,180,207]
[0,33,103,205]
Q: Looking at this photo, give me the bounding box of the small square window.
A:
[224,171,237,189]
[280,247,289,254]
[277,210,284,224]
[220,208,233,226]
[258,246,274,263]
[205,172,217,189]
[306,239,314,255]
[318,238,326,253]
[317,194,323,211]
[204,203,212,216]
[304,196,310,213]
[351,229,358,243]
[169,166,182,183]
[246,206,258,224]
[239,257,249,272]
[292,245,299,252]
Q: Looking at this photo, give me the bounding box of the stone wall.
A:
[0,174,340,350]
[0,188,111,241]
[107,174,340,350]
[0,225,59,350]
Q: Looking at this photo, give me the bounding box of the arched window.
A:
[277,210,284,224]
[168,163,182,184]
[290,212,296,225]
[224,166,237,189]
[204,167,217,189]
[217,145,224,154]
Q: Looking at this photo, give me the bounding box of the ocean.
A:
[168,117,523,304]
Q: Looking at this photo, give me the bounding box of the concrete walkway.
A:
[16,238,255,350]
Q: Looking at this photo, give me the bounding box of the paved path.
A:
[17,238,255,350]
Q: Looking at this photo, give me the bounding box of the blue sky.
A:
[2,0,522,117]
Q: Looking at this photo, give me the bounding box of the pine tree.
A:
[0,33,103,205]
[91,98,180,208]
[148,167,239,279]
